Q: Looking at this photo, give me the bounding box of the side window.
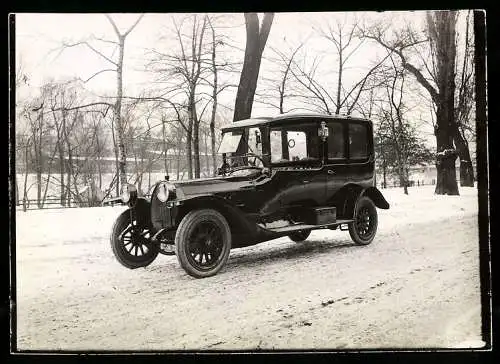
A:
[270,124,320,163]
[327,122,345,159]
[287,131,307,161]
[348,123,368,159]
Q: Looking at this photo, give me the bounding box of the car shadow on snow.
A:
[225,238,357,270]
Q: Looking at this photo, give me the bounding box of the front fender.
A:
[177,195,260,246]
[131,197,152,227]
[361,187,390,209]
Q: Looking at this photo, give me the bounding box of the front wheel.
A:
[175,209,231,278]
[348,196,378,245]
[110,210,159,269]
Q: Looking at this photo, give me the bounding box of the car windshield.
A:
[217,132,243,154]
[218,128,265,175]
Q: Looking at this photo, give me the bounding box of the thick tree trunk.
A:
[429,11,460,195]
[434,107,459,195]
[453,129,474,186]
[233,13,274,122]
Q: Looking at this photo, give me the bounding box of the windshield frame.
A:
[218,126,270,173]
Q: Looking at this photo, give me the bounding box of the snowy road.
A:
[15,186,483,350]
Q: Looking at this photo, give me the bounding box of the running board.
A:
[264,220,354,234]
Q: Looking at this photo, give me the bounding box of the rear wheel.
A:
[289,230,311,242]
[110,210,159,269]
[348,196,378,245]
[175,209,231,278]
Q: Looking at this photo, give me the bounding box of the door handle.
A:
[327,170,335,175]
[302,180,310,184]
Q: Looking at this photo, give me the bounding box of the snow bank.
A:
[377,185,478,233]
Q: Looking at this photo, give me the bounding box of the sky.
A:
[14,11,471,149]
[15,12,424,99]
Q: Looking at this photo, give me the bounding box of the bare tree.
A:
[362,11,462,195]
[148,15,208,179]
[375,58,434,194]
[255,43,304,114]
[287,20,390,117]
[61,14,144,193]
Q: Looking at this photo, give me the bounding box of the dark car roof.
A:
[221,112,372,132]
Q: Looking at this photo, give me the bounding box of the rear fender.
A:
[361,187,390,209]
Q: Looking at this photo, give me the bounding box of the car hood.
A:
[172,175,257,197]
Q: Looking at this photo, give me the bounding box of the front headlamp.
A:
[121,184,137,204]
[157,181,174,202]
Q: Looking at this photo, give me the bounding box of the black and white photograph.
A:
[10,10,490,352]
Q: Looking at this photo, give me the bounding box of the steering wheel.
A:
[242,153,264,166]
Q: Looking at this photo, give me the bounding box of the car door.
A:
[257,121,325,215]
[324,119,350,204]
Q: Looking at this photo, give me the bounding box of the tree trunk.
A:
[335,39,343,114]
[233,13,274,122]
[186,128,193,179]
[434,108,459,195]
[95,126,102,190]
[193,121,200,178]
[210,120,216,176]
[382,159,387,188]
[115,35,128,190]
[36,156,42,208]
[58,141,65,206]
[176,148,181,181]
[162,120,169,178]
[210,24,218,176]
[453,129,474,186]
[429,11,460,195]
[203,132,209,176]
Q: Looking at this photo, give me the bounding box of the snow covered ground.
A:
[14,185,485,351]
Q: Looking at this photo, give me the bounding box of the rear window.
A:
[348,123,368,159]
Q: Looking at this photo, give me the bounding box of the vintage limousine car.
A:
[110,113,389,278]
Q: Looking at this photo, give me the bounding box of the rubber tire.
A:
[175,209,231,278]
[348,196,378,245]
[110,210,159,269]
[289,230,311,242]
